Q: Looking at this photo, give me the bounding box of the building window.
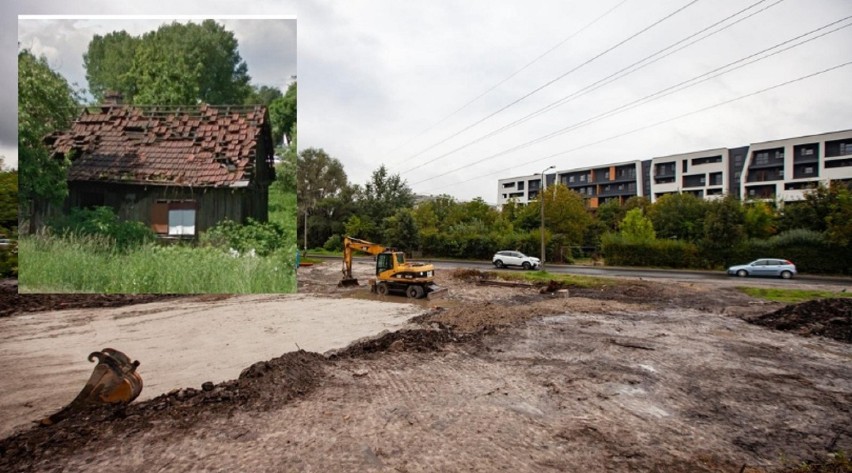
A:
[580,174,586,182]
[518,181,525,191]
[152,200,197,236]
[804,166,813,174]
[569,175,575,183]
[683,160,688,172]
[169,209,196,236]
[802,148,813,156]
[502,182,515,188]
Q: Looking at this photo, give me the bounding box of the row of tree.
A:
[297,147,851,273]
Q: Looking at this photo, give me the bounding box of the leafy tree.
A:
[296,148,348,250]
[624,196,651,214]
[18,50,80,233]
[384,208,420,254]
[618,208,655,242]
[743,201,776,239]
[701,196,745,267]
[269,82,296,145]
[344,215,376,241]
[0,169,18,234]
[648,193,708,242]
[86,21,251,105]
[83,31,140,103]
[357,165,415,240]
[595,199,624,232]
[824,183,852,246]
[542,185,591,245]
[777,183,850,241]
[246,84,283,106]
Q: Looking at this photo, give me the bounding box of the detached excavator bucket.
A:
[338,278,360,287]
[426,284,449,300]
[41,348,143,426]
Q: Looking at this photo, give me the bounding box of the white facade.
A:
[741,129,852,202]
[649,148,728,203]
[497,173,542,205]
[496,129,852,206]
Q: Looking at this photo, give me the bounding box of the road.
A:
[311,255,852,287]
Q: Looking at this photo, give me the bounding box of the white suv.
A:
[492,251,540,270]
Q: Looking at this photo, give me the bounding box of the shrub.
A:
[733,229,851,274]
[49,206,154,250]
[201,218,291,257]
[323,234,343,252]
[601,234,703,268]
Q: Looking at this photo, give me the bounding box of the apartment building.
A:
[741,129,852,201]
[556,161,644,209]
[496,129,852,206]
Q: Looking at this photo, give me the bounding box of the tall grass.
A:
[19,233,296,294]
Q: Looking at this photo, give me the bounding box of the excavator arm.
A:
[340,236,390,286]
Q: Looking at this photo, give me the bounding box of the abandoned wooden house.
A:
[45,99,276,238]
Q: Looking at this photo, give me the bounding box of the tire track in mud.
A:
[6,296,852,472]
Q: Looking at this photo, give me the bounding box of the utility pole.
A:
[540,165,555,272]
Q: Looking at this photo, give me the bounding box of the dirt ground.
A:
[1,264,851,472]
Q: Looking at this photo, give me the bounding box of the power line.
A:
[400,0,784,175]
[420,60,852,195]
[411,17,852,186]
[393,0,703,167]
[382,0,632,161]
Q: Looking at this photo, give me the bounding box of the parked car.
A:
[492,251,540,270]
[727,258,797,279]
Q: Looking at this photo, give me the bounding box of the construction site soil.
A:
[1,265,851,472]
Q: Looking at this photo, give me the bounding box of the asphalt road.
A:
[311,254,852,287]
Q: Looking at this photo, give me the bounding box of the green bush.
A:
[733,229,851,274]
[601,234,703,268]
[201,218,291,257]
[323,234,343,252]
[0,246,17,277]
[49,206,154,250]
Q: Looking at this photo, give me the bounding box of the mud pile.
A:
[749,298,852,343]
[0,350,325,471]
[0,278,183,317]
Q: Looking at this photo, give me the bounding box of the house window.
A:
[169,209,196,236]
[569,175,575,183]
[152,200,197,236]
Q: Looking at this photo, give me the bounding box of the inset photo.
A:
[17,16,297,293]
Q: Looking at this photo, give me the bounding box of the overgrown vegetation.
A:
[737,287,852,304]
[19,232,294,293]
[19,206,297,293]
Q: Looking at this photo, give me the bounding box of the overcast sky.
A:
[5,0,852,204]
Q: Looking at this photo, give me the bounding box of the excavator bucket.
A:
[426,284,449,300]
[338,278,360,287]
[41,348,143,426]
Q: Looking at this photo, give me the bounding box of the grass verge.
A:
[496,270,610,288]
[737,286,852,304]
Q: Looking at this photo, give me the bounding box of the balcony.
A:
[747,158,784,170]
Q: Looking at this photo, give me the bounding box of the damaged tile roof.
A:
[46,104,271,187]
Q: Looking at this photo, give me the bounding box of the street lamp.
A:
[540,165,555,272]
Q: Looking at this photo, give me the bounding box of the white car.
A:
[492,251,540,270]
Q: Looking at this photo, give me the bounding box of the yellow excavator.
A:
[339,236,447,299]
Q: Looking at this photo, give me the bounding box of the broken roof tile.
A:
[51,104,270,187]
